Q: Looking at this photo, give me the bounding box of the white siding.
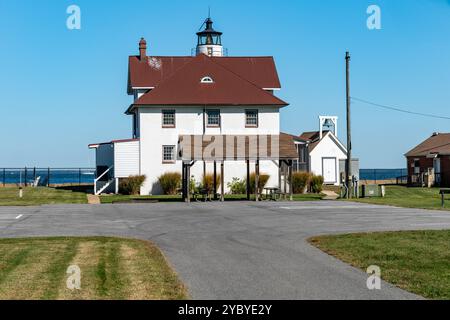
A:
[139,106,281,195]
[114,141,140,178]
[309,133,347,186]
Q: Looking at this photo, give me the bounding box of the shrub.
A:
[201,173,221,193]
[119,175,146,195]
[247,172,270,194]
[227,177,246,194]
[158,172,181,195]
[291,172,311,194]
[310,175,324,193]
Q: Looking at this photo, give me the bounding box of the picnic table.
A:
[263,187,280,201]
[439,189,450,208]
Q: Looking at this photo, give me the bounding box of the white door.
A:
[322,158,337,184]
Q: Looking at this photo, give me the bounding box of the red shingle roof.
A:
[128,55,281,93]
[405,133,450,157]
[128,54,288,111]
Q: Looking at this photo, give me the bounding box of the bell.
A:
[323,118,334,129]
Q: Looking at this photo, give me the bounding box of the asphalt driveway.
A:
[1,201,450,299]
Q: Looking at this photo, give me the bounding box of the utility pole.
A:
[345,51,352,199]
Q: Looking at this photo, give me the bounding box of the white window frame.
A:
[162,110,176,128]
[207,109,221,127]
[162,145,176,163]
[200,76,214,83]
[245,109,258,127]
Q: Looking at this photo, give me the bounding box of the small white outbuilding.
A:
[289,116,353,186]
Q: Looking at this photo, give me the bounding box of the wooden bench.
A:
[439,189,450,208]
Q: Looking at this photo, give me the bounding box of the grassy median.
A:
[0,237,188,300]
[309,230,450,299]
[351,185,450,211]
[0,187,87,206]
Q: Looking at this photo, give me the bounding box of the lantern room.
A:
[196,17,224,57]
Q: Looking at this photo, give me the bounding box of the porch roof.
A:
[178,134,298,161]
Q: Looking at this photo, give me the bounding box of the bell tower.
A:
[319,116,338,139]
[196,15,223,57]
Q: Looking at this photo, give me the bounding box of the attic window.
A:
[200,76,214,83]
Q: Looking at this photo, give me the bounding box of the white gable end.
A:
[309,132,347,185]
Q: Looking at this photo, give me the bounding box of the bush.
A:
[291,172,311,194]
[310,175,324,193]
[158,172,181,195]
[201,173,221,193]
[247,172,270,194]
[227,177,246,194]
[119,175,146,195]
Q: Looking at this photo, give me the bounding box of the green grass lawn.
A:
[309,230,450,299]
[100,193,323,203]
[0,237,188,300]
[0,187,87,206]
[349,185,450,211]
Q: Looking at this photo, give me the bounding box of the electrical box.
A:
[361,184,381,198]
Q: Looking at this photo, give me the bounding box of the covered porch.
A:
[178,134,299,202]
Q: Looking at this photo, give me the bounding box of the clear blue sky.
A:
[1,0,449,168]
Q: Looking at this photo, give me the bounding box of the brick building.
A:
[405,133,450,187]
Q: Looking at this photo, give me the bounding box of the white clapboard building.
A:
[284,116,354,186]
[89,17,299,196]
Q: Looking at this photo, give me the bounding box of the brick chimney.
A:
[139,37,147,61]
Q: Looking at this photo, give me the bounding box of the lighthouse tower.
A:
[196,17,223,57]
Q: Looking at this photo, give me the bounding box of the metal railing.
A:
[94,166,114,195]
[0,167,96,187]
[360,168,408,184]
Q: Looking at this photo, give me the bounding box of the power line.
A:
[351,97,450,120]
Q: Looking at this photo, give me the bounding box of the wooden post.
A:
[213,161,217,200]
[255,160,260,201]
[283,162,287,200]
[289,160,293,201]
[278,160,282,192]
[47,168,50,187]
[220,162,224,202]
[186,164,190,203]
[3,168,6,187]
[182,163,186,200]
[24,167,27,187]
[246,160,250,200]
[345,51,352,198]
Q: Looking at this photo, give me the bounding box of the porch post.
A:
[246,159,250,200]
[289,160,293,201]
[186,164,190,203]
[182,162,186,201]
[255,160,260,201]
[213,161,217,200]
[278,160,282,192]
[220,162,224,202]
[283,161,287,200]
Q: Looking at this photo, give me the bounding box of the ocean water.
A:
[0,169,95,185]
[359,169,407,180]
[1,168,407,185]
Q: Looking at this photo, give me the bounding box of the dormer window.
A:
[201,76,214,83]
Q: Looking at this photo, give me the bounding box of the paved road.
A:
[1,201,450,299]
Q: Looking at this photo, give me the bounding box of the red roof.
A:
[128,55,281,94]
[405,133,450,157]
[127,54,288,111]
